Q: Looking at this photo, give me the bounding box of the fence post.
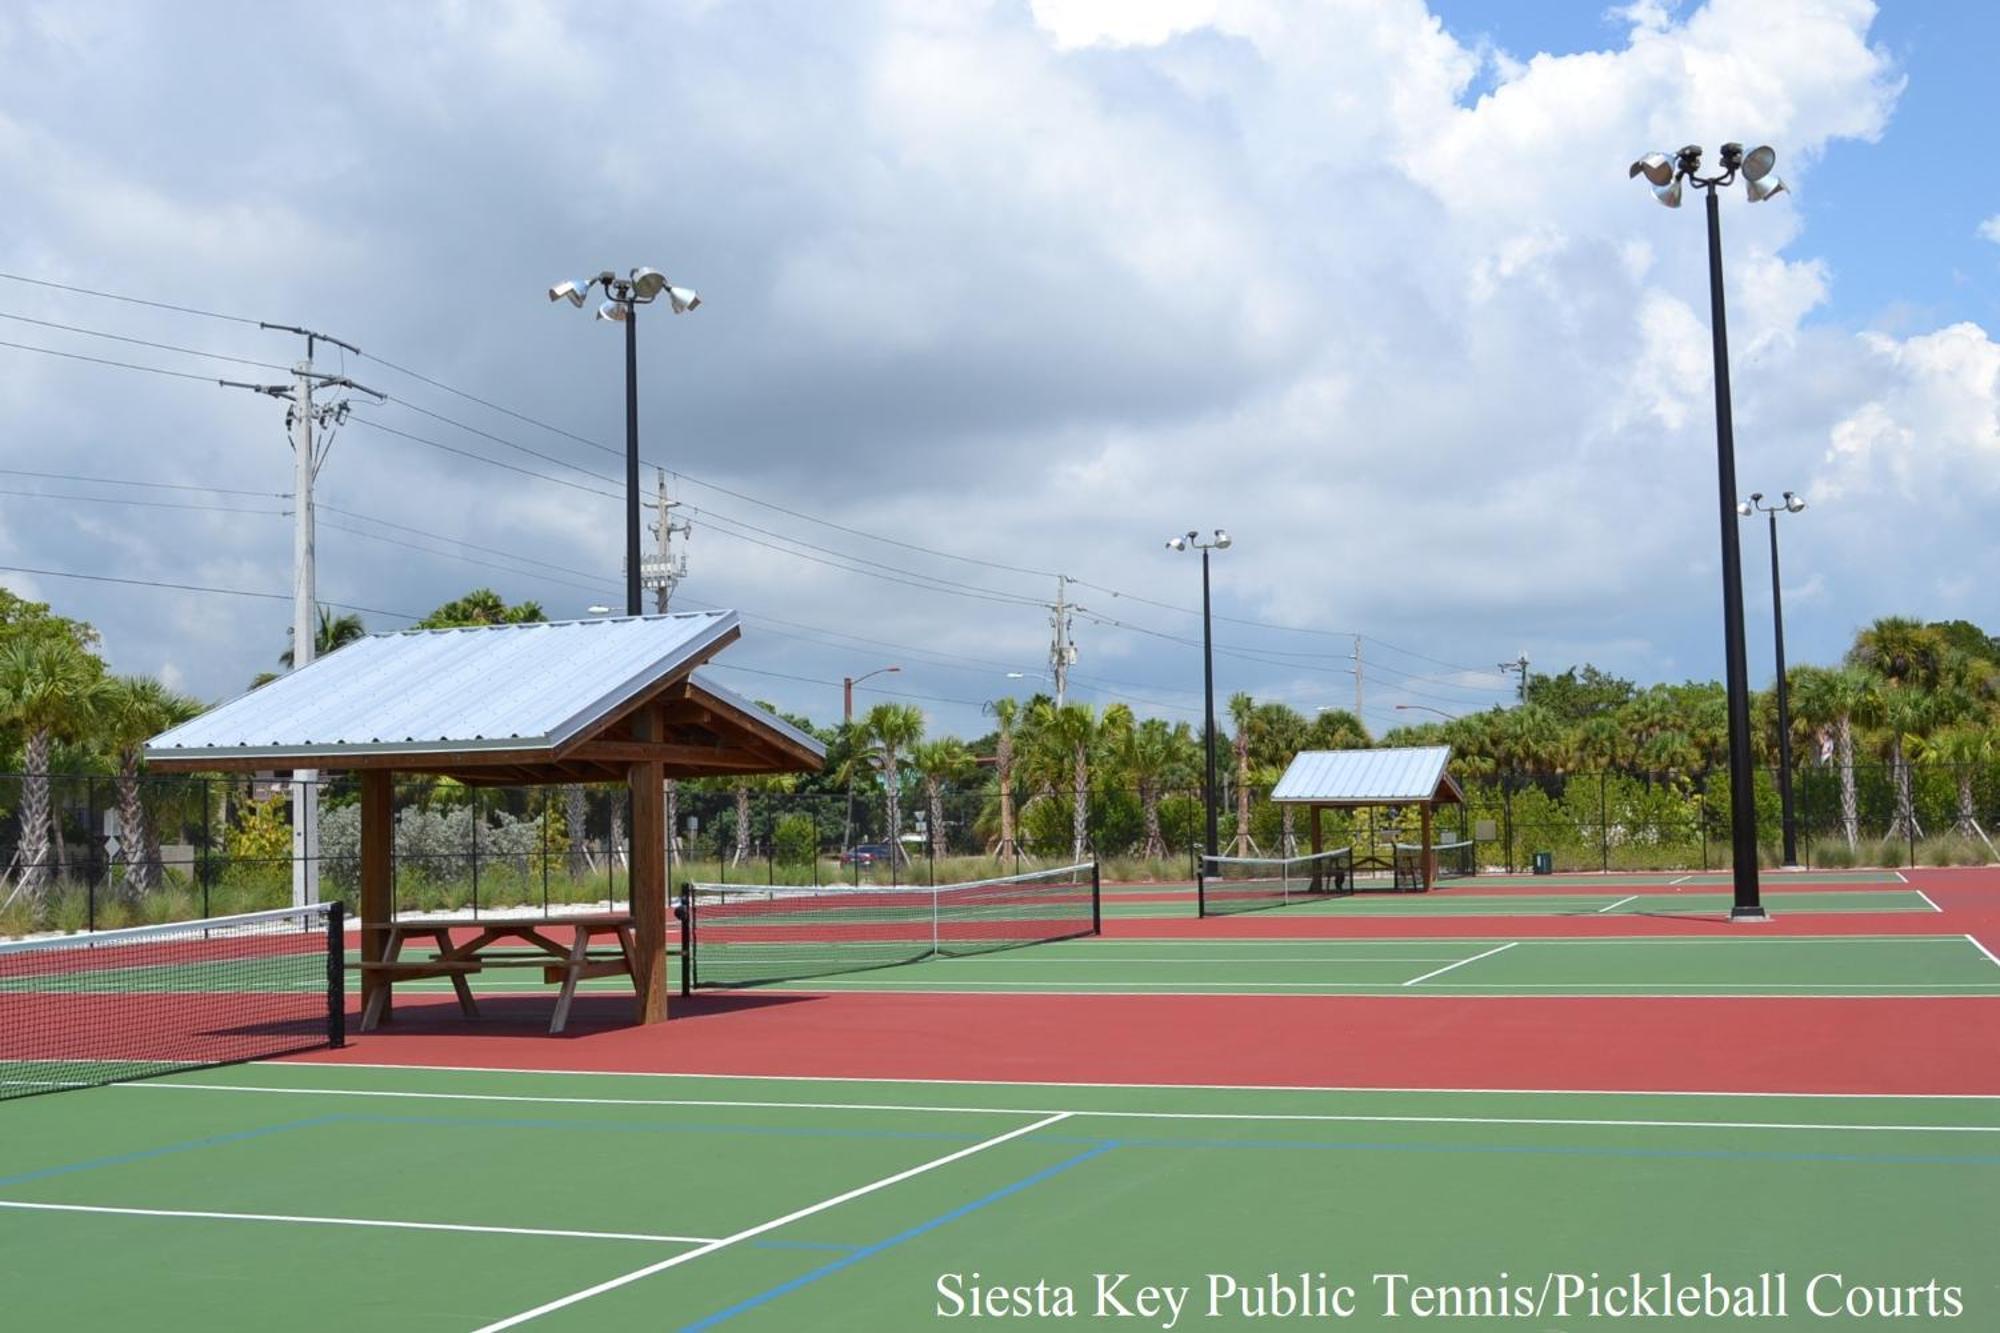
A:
[1502,779,1515,875]
[201,777,212,919]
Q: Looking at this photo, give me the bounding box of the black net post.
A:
[1091,860,1101,936]
[1196,853,1208,919]
[327,901,347,1049]
[678,885,693,996]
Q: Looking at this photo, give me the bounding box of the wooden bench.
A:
[361,913,638,1035]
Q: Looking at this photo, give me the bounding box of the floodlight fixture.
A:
[548,263,703,616]
[1784,491,1805,513]
[1213,529,1232,550]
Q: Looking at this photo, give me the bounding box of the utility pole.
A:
[1352,636,1363,718]
[221,326,380,908]
[640,468,691,613]
[1498,653,1530,704]
[1049,576,1080,708]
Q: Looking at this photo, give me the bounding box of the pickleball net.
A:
[1392,839,1477,890]
[1198,847,1353,917]
[680,862,1099,989]
[0,903,345,1101]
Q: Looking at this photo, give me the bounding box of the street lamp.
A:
[1629,141,1787,922]
[1166,528,1231,862]
[843,665,900,722]
[1395,704,1458,721]
[548,269,702,615]
[1739,490,1807,868]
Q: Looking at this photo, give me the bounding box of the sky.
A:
[0,0,1993,740]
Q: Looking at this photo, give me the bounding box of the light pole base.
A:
[1777,862,1803,872]
[1729,905,1773,923]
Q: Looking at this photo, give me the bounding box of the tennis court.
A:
[0,1062,1991,1330]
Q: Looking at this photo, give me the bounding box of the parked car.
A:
[839,842,897,867]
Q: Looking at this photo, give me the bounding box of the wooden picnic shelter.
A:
[144,611,823,1030]
[1271,745,1465,890]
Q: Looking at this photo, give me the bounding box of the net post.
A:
[1091,860,1101,936]
[1196,851,1207,919]
[326,901,347,1050]
[678,883,693,996]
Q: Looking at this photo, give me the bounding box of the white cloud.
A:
[1979,215,2000,244]
[0,0,1984,734]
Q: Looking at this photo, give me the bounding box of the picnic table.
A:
[359,912,638,1035]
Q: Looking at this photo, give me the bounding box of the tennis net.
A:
[1198,848,1352,917]
[0,904,344,1101]
[1392,839,1478,890]
[681,862,1099,989]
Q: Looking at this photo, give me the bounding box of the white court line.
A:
[1401,942,1518,987]
[1894,869,1911,883]
[1596,895,1639,914]
[174,1059,2000,1100]
[1916,890,1943,913]
[129,1081,2000,1136]
[0,1199,713,1244]
[1668,874,1694,885]
[468,1110,1073,1332]
[1967,934,2000,970]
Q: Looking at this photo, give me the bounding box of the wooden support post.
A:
[629,759,668,1023]
[1420,802,1435,892]
[359,769,394,1025]
[1310,805,1322,858]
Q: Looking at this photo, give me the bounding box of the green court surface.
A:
[379,935,2000,999]
[0,1062,1992,1330]
[1102,888,1938,919]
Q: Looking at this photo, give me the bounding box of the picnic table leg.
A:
[443,936,481,1020]
[361,926,405,1033]
[549,926,592,1035]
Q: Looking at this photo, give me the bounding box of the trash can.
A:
[1531,851,1554,876]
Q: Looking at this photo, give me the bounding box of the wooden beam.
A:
[567,741,778,769]
[1420,802,1435,892]
[628,759,668,1024]
[359,769,395,1026]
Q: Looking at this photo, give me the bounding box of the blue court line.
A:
[1036,1133,2000,1168]
[341,1112,984,1146]
[678,1142,1119,1331]
[0,1117,342,1189]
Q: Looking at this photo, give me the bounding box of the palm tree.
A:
[1112,717,1193,860]
[858,703,924,866]
[1849,617,1946,842]
[1227,692,1256,855]
[0,636,109,900]
[1026,700,1097,864]
[909,738,977,862]
[95,676,201,893]
[278,606,367,669]
[984,697,1022,861]
[1916,723,1995,849]
[1789,666,1875,850]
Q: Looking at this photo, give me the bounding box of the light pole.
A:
[1630,142,1787,922]
[1167,529,1231,862]
[548,269,701,616]
[1740,490,1807,868]
[844,665,901,723]
[1394,704,1458,721]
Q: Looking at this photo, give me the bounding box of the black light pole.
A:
[547,268,702,615]
[1743,491,1807,867]
[1168,529,1231,861]
[1631,142,1787,922]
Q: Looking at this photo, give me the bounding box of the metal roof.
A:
[146,612,764,763]
[1270,746,1459,804]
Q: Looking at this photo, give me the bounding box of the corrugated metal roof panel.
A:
[146,612,749,762]
[1270,746,1455,803]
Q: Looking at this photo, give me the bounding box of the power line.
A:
[0,467,286,499]
[0,310,291,373]
[0,487,286,516]
[0,564,418,619]
[0,272,261,325]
